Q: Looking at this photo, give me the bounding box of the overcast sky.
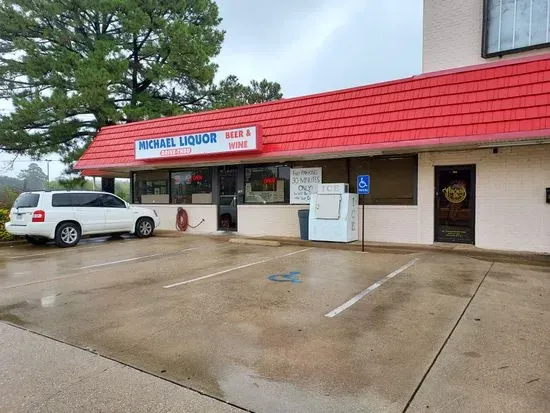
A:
[0,0,423,179]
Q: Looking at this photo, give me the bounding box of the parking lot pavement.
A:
[0,323,243,413]
[406,261,550,413]
[0,235,548,413]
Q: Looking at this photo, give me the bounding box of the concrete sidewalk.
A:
[0,322,244,413]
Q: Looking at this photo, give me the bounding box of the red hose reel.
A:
[176,207,189,231]
[176,207,205,231]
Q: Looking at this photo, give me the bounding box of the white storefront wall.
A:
[142,145,550,253]
[418,145,550,253]
[147,204,218,234]
[147,202,421,243]
[423,0,550,72]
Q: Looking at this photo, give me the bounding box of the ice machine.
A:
[308,183,358,242]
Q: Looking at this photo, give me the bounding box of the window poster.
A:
[290,168,322,204]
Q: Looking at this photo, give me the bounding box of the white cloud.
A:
[215,0,422,96]
[214,0,365,83]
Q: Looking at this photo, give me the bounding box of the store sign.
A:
[443,181,467,204]
[290,168,322,204]
[135,126,259,160]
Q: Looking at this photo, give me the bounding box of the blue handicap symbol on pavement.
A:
[357,175,370,195]
[268,271,301,283]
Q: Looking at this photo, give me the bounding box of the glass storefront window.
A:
[133,171,169,204]
[171,168,213,204]
[130,156,416,206]
[245,165,290,204]
[292,159,348,183]
[349,156,417,205]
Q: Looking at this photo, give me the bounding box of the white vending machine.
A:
[308,183,358,242]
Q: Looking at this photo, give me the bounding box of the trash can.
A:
[298,209,309,240]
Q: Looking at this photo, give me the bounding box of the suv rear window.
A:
[13,193,40,208]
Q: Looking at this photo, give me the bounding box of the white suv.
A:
[6,191,161,247]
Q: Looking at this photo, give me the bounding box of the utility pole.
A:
[42,159,52,183]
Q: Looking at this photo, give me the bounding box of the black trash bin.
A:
[298,209,310,240]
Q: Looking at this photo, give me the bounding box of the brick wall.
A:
[418,146,550,253]
[423,0,550,72]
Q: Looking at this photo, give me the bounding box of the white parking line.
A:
[163,248,313,289]
[2,274,91,289]
[1,247,198,289]
[76,253,162,269]
[8,252,50,259]
[76,247,198,269]
[6,241,127,259]
[324,258,419,318]
[77,247,198,270]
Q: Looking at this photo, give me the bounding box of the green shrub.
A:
[0,186,20,209]
[0,208,14,241]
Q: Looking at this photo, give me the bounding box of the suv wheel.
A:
[55,222,81,248]
[25,236,48,246]
[136,217,154,238]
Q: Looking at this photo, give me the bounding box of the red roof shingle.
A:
[76,54,550,171]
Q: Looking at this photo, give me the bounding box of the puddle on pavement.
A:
[70,278,158,298]
[488,271,528,283]
[114,349,225,399]
[0,302,30,325]
[0,312,26,324]
[0,297,54,325]
[463,351,481,358]
[247,323,372,396]
[430,278,473,297]
[0,301,32,312]
[218,363,388,413]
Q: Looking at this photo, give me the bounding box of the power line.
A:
[0,159,62,163]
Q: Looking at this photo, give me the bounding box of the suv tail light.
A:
[32,210,45,222]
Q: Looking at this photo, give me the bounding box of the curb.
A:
[0,238,27,247]
[229,238,281,247]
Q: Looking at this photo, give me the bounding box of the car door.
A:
[72,193,106,234]
[101,194,133,232]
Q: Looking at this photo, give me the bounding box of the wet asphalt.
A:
[0,235,548,413]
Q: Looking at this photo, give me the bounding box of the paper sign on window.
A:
[290,168,322,204]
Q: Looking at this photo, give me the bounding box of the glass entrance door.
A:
[434,165,476,244]
[218,166,238,231]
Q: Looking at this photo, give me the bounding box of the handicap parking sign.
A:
[357,175,370,195]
